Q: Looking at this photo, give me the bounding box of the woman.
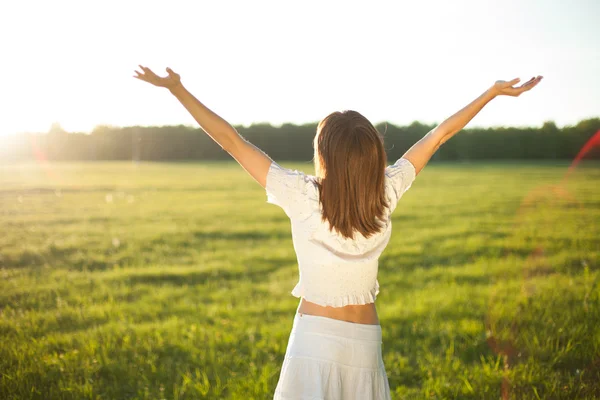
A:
[134,66,542,399]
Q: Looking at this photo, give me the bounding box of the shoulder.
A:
[385,157,416,179]
[267,161,318,195]
[384,157,417,212]
[265,161,320,219]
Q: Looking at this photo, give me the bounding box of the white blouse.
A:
[265,157,416,308]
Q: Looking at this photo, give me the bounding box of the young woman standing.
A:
[134,66,542,399]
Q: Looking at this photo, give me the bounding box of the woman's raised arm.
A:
[133,65,272,188]
[401,76,543,176]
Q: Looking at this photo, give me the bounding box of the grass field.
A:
[1,160,599,400]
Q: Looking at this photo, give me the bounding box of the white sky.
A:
[1,0,598,136]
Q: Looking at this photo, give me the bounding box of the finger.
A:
[141,65,155,75]
[519,77,536,87]
[517,81,532,90]
[504,78,520,87]
[166,67,178,78]
[526,79,541,90]
[134,70,143,76]
[526,78,540,87]
[521,77,542,90]
[516,82,537,94]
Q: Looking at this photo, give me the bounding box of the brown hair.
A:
[313,110,389,240]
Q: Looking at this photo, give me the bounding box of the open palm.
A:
[493,76,543,97]
[134,65,181,89]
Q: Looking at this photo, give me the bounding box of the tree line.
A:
[1,118,599,163]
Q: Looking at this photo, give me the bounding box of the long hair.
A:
[313,110,389,240]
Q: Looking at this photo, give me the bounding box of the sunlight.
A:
[0,0,598,136]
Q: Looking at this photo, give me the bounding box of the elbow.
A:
[221,133,240,153]
[438,135,449,147]
[221,139,234,153]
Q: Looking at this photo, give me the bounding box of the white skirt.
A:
[273,313,392,400]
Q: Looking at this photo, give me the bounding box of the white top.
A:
[265,157,416,308]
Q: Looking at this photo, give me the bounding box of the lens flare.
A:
[28,133,61,183]
[486,129,600,399]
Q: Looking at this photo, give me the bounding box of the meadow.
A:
[1,160,599,399]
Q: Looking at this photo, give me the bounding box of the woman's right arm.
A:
[400,76,543,176]
[133,65,273,189]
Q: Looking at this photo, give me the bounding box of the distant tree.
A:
[4,118,599,162]
[541,121,559,134]
[48,122,67,135]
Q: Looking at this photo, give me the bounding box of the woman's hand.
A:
[134,65,182,90]
[490,76,543,97]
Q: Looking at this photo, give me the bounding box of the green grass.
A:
[1,160,599,399]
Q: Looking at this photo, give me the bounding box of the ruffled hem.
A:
[274,355,391,400]
[291,280,380,308]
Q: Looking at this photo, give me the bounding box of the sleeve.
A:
[385,157,416,212]
[265,161,312,219]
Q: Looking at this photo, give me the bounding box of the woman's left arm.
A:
[134,65,272,188]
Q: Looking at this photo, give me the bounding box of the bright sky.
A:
[1,0,598,136]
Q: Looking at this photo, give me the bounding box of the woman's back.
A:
[265,157,416,323]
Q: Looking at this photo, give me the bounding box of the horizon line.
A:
[4,116,600,137]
